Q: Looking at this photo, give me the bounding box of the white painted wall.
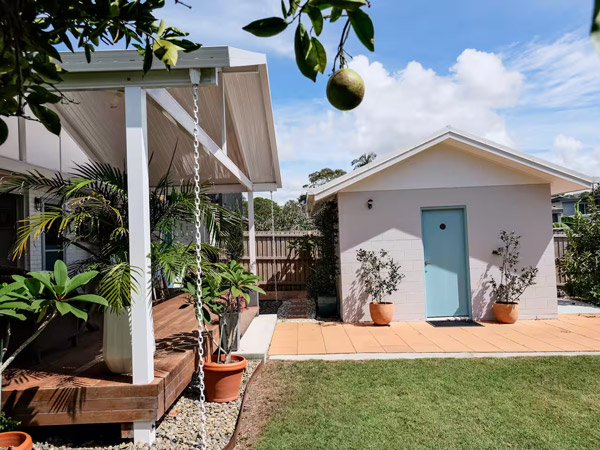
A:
[336,146,558,322]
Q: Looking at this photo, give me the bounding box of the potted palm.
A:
[490,231,538,324]
[0,260,107,449]
[356,249,404,325]
[197,261,264,402]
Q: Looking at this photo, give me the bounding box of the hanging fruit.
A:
[326,68,365,110]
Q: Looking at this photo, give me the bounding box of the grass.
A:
[253,357,600,450]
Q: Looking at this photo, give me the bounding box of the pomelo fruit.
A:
[326,68,365,111]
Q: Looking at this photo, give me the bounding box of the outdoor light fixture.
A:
[367,199,373,209]
[34,197,42,211]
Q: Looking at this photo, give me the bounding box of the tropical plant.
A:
[0,161,238,309]
[195,261,264,364]
[356,249,404,303]
[559,194,600,304]
[490,231,538,304]
[351,152,377,169]
[0,260,106,414]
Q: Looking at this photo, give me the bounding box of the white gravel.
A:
[33,359,260,450]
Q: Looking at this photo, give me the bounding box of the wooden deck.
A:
[1,295,257,428]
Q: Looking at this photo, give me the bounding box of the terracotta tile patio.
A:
[268,314,600,355]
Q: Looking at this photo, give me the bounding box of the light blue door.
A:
[422,208,470,318]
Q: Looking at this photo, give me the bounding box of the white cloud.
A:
[544,134,600,177]
[273,48,524,201]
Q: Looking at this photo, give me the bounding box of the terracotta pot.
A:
[0,431,33,450]
[493,302,519,324]
[203,355,247,402]
[369,302,394,325]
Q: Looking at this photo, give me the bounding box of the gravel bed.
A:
[33,359,260,450]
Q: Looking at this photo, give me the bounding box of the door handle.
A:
[424,261,431,266]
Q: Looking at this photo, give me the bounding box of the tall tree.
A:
[351,152,377,169]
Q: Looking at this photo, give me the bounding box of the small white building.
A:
[307,128,594,323]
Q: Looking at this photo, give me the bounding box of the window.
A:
[576,202,588,215]
[43,203,65,270]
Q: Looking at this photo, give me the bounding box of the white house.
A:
[307,128,594,323]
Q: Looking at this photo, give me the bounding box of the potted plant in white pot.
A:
[490,231,538,324]
[356,249,404,325]
[185,260,264,402]
[0,260,107,449]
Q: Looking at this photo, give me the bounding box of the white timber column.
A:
[247,191,258,307]
[125,86,156,444]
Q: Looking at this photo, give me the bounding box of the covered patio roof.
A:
[55,47,281,192]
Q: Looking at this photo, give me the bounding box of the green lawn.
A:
[254,357,600,450]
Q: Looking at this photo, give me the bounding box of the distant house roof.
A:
[307,127,595,210]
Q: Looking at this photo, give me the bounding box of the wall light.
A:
[34,197,42,212]
[367,199,373,210]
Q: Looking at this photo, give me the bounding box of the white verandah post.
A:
[125,86,155,444]
[247,191,258,308]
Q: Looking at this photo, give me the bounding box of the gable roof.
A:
[307,127,595,210]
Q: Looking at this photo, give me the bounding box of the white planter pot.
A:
[103,309,133,374]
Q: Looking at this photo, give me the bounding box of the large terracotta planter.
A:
[0,431,33,450]
[204,355,247,402]
[103,309,132,374]
[493,302,519,324]
[369,302,394,325]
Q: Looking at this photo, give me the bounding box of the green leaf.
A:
[592,0,600,55]
[27,86,61,105]
[308,0,366,10]
[288,0,301,16]
[54,260,68,286]
[153,39,182,67]
[0,118,7,146]
[307,6,324,36]
[0,310,26,320]
[243,17,289,37]
[56,301,72,315]
[32,55,63,82]
[294,23,318,81]
[69,294,109,307]
[349,8,374,51]
[28,271,55,294]
[142,38,153,74]
[157,20,167,37]
[30,105,61,136]
[69,305,88,321]
[330,7,343,22]
[311,37,327,74]
[65,271,98,294]
[281,0,289,17]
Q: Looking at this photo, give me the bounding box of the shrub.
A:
[356,249,404,303]
[559,194,600,304]
[490,231,538,304]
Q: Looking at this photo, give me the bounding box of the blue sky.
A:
[158,1,600,202]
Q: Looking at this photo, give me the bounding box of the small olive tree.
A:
[490,231,538,304]
[356,249,404,303]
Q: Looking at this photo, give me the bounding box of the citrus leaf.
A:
[27,86,61,105]
[311,37,327,74]
[294,23,318,81]
[349,8,374,52]
[153,39,182,67]
[0,118,7,146]
[592,0,600,56]
[288,0,301,16]
[30,105,61,136]
[243,17,288,37]
[307,6,324,36]
[330,7,343,22]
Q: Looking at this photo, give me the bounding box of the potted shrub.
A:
[490,231,538,324]
[0,260,107,449]
[356,249,404,325]
[188,261,264,402]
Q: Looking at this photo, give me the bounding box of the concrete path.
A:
[235,314,278,361]
[270,351,600,361]
[269,314,600,356]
